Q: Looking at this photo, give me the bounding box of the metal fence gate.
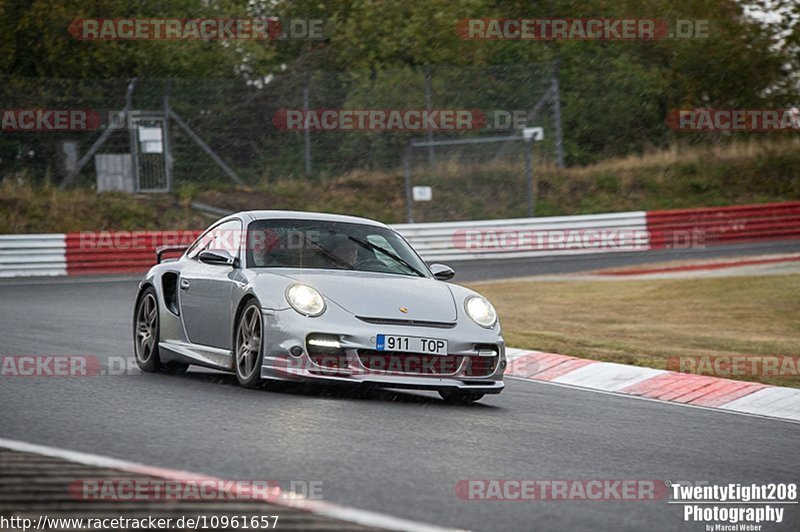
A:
[129,112,171,192]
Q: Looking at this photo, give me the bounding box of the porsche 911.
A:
[133,211,505,404]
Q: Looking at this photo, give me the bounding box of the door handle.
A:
[180,279,191,291]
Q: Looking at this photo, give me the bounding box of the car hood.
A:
[276,270,458,322]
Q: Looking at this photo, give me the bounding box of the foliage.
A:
[0,0,796,184]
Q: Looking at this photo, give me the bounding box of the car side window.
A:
[209,220,243,255]
[186,219,243,261]
[185,230,213,260]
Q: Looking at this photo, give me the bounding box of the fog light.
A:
[308,336,341,349]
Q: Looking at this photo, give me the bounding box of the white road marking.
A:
[0,437,460,532]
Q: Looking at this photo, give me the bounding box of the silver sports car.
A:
[133,211,505,404]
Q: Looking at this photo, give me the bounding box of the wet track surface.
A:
[448,240,800,281]
[0,448,381,531]
[1,250,799,530]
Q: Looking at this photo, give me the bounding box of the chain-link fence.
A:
[403,132,544,223]
[0,63,562,196]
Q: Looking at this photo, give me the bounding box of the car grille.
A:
[355,316,456,329]
[309,353,349,370]
[463,355,498,377]
[357,350,463,375]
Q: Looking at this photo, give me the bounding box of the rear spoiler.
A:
[156,245,189,264]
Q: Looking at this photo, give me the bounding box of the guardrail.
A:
[65,231,201,276]
[647,202,800,249]
[395,211,648,261]
[0,234,66,277]
[1,202,798,278]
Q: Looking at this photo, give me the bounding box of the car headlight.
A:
[464,295,497,328]
[286,284,326,317]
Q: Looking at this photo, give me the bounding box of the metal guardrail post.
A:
[403,147,414,223]
[163,92,173,193]
[303,74,312,177]
[551,59,565,169]
[525,139,534,217]
[128,82,140,191]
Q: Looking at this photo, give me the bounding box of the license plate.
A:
[376,334,448,355]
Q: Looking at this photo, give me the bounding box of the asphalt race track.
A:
[1,253,799,530]
[448,240,800,281]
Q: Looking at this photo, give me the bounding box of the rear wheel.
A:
[439,390,484,405]
[133,287,188,374]
[234,301,264,388]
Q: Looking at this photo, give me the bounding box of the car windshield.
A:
[246,219,429,277]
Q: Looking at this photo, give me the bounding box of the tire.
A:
[439,389,485,405]
[133,287,162,373]
[133,287,189,374]
[234,300,264,388]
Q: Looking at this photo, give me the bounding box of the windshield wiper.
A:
[299,232,355,270]
[347,236,427,278]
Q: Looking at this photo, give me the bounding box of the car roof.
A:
[232,210,389,228]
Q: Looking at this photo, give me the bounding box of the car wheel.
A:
[133,287,188,374]
[439,390,485,405]
[134,287,162,373]
[234,301,264,388]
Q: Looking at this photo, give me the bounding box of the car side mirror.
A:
[198,249,238,267]
[429,263,455,280]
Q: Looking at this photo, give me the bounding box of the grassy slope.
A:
[469,273,800,388]
[1,139,799,232]
[193,139,800,224]
[0,182,209,233]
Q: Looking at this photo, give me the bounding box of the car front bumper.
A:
[259,303,506,394]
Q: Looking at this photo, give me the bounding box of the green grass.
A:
[468,273,800,388]
[0,181,209,233]
[2,139,799,232]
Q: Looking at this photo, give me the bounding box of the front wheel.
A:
[134,288,162,373]
[234,301,264,388]
[133,287,188,374]
[439,390,485,405]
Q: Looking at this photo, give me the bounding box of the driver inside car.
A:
[331,234,360,266]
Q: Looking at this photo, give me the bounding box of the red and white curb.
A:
[0,437,456,532]
[596,253,800,277]
[505,349,800,423]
